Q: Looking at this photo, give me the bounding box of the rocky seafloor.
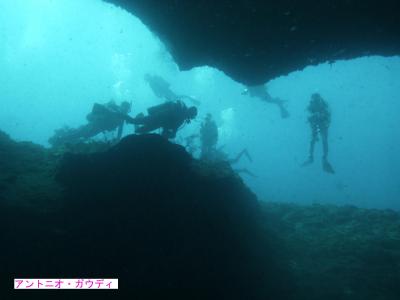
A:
[0,130,399,299]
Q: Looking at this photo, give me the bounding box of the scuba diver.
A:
[242,85,289,119]
[49,100,133,147]
[302,93,335,174]
[144,74,201,105]
[128,100,197,139]
[198,113,256,177]
[199,113,219,159]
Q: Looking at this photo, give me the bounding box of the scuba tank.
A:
[147,101,181,116]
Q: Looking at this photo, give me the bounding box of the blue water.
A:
[1,0,399,210]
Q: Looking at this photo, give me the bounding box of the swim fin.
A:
[279,106,290,119]
[243,149,253,162]
[322,159,335,174]
[301,157,313,167]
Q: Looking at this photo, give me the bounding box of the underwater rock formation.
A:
[262,202,400,300]
[1,131,399,299]
[54,134,291,298]
[105,0,400,85]
[0,130,62,209]
[0,132,291,299]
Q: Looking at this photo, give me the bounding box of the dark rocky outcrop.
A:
[2,131,400,299]
[54,134,291,298]
[262,202,400,300]
[105,0,400,85]
[0,131,62,209]
[0,133,292,299]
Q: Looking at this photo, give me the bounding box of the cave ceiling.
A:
[105,0,400,85]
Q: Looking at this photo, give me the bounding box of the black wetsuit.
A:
[245,85,289,118]
[145,74,201,105]
[132,101,190,139]
[304,96,334,173]
[49,102,132,147]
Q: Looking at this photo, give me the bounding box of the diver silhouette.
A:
[302,93,335,174]
[49,100,133,147]
[144,74,201,106]
[242,85,289,119]
[128,100,197,139]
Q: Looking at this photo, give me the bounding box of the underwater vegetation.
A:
[1,130,399,299]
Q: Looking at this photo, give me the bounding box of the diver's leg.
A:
[242,149,253,162]
[83,124,104,139]
[165,90,179,102]
[228,148,252,164]
[135,124,156,134]
[69,124,100,140]
[321,127,334,174]
[267,97,289,119]
[302,125,317,166]
[133,115,158,134]
[309,126,318,159]
[229,149,246,164]
[135,118,161,134]
[50,123,99,146]
[277,102,290,119]
[321,127,329,160]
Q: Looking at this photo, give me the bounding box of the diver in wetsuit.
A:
[128,100,197,139]
[49,100,133,147]
[302,93,335,174]
[198,114,256,177]
[242,85,289,119]
[144,74,201,105]
[199,114,219,159]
